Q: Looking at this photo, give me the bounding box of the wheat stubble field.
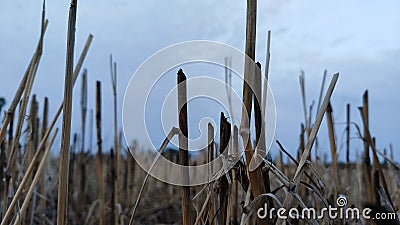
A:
[0,0,399,225]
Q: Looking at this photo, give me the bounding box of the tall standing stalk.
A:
[299,72,314,162]
[361,90,374,204]
[260,30,272,167]
[326,103,338,199]
[224,57,233,121]
[298,124,306,198]
[39,97,48,225]
[57,0,78,224]
[299,71,309,137]
[25,94,39,225]
[68,135,77,222]
[230,125,239,225]
[80,69,87,154]
[346,103,350,164]
[26,95,39,172]
[254,62,273,216]
[110,55,119,225]
[240,1,267,224]
[110,148,117,225]
[207,123,215,225]
[219,112,231,225]
[345,103,351,186]
[96,81,105,225]
[177,69,190,225]
[126,137,136,210]
[89,109,93,152]
[261,30,271,117]
[78,69,87,223]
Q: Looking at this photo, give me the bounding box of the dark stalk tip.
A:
[177,68,186,83]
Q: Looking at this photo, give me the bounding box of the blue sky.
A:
[0,0,399,162]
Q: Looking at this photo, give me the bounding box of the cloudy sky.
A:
[0,0,399,162]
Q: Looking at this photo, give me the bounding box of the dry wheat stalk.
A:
[95,81,105,225]
[207,123,216,225]
[110,55,120,225]
[219,112,231,225]
[326,102,339,199]
[230,125,239,224]
[240,6,268,225]
[24,93,39,225]
[361,90,374,204]
[39,97,48,225]
[177,69,191,225]
[77,69,88,224]
[57,0,78,224]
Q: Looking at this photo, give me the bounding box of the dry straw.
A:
[177,69,191,225]
[96,81,105,225]
[57,1,78,224]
